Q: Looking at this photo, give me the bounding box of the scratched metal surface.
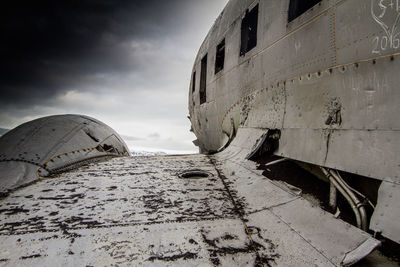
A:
[188,0,400,245]
[370,181,400,244]
[0,153,379,266]
[189,0,400,181]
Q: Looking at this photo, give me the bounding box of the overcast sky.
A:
[0,0,229,154]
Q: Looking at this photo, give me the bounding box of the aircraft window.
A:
[215,39,225,74]
[240,4,259,56]
[192,71,196,93]
[200,54,207,104]
[288,0,322,22]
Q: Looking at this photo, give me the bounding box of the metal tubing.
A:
[264,158,289,167]
[359,205,368,231]
[321,167,362,229]
[332,169,373,210]
[329,170,368,231]
[329,180,337,210]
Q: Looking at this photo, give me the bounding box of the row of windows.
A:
[193,0,322,105]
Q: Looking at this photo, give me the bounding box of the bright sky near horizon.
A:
[0,0,229,154]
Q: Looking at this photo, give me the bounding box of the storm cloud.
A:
[0,0,229,153]
[1,0,216,104]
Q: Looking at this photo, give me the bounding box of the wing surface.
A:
[0,140,379,266]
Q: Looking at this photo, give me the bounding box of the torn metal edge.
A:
[341,238,381,266]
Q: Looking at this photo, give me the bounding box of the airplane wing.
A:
[0,128,380,266]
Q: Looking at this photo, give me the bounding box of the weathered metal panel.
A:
[276,128,329,167]
[224,127,266,152]
[259,1,291,50]
[247,210,336,266]
[217,160,300,212]
[278,55,400,181]
[218,3,337,145]
[370,181,400,243]
[284,58,400,130]
[197,101,223,151]
[326,129,400,183]
[244,83,286,129]
[338,59,400,131]
[336,0,400,64]
[213,144,380,266]
[284,71,332,130]
[260,8,335,86]
[0,115,129,193]
[270,198,380,266]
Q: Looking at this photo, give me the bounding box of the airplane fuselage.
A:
[189,0,400,244]
[189,0,399,185]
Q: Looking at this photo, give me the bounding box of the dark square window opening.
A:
[240,4,259,56]
[200,54,207,105]
[215,39,225,74]
[288,0,322,22]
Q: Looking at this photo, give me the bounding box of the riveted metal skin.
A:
[0,114,130,193]
[189,0,400,244]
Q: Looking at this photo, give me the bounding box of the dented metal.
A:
[0,115,129,194]
[189,0,400,246]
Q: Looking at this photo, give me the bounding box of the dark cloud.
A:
[0,0,228,153]
[0,0,195,105]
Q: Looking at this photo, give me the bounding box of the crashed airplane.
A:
[0,0,399,266]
